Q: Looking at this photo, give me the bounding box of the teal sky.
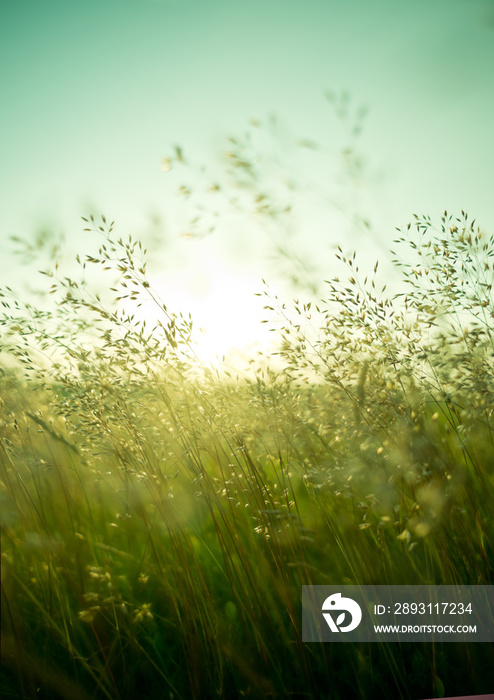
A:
[1,0,494,361]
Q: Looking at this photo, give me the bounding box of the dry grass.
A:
[1,209,494,698]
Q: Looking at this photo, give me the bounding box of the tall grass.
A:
[1,210,494,699]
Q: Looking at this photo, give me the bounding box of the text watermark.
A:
[302,586,494,642]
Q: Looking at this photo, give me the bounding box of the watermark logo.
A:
[322,593,362,632]
[303,585,494,642]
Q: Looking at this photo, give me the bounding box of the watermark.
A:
[421,695,494,700]
[302,586,494,642]
[321,592,362,632]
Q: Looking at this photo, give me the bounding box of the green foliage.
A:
[1,203,494,698]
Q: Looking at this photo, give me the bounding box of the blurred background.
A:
[1,0,493,363]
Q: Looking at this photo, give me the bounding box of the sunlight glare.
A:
[149,254,272,368]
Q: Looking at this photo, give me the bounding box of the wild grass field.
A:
[1,210,494,699]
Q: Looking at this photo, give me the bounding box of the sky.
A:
[1,0,494,364]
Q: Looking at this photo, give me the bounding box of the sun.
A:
[142,253,273,368]
[189,284,265,366]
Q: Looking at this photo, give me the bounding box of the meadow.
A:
[1,209,494,699]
